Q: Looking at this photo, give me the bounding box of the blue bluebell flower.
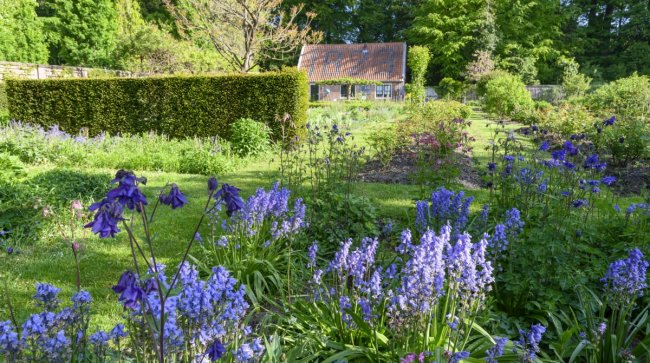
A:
[486,337,508,363]
[34,283,61,311]
[601,249,648,306]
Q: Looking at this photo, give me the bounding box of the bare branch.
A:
[167,0,322,72]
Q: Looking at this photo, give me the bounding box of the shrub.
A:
[436,77,466,100]
[483,72,534,120]
[309,192,379,245]
[476,69,511,97]
[368,125,399,168]
[592,117,648,165]
[397,100,472,150]
[586,73,650,119]
[6,68,308,140]
[229,118,271,157]
[407,45,431,104]
[585,75,650,164]
[537,102,595,136]
[560,58,592,99]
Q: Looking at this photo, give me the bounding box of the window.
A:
[340,84,355,98]
[357,85,371,96]
[376,84,392,99]
[310,85,319,101]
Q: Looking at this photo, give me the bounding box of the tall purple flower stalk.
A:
[601,248,649,306]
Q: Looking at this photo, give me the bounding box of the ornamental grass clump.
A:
[202,182,307,299]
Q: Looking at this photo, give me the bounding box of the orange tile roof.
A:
[298,42,406,83]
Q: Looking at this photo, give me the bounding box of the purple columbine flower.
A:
[159,184,188,209]
[215,184,244,217]
[551,149,566,161]
[106,170,148,210]
[85,199,124,238]
[539,141,550,151]
[208,177,218,192]
[584,154,603,169]
[601,176,616,185]
[564,141,578,156]
[488,162,497,171]
[603,116,616,126]
[572,199,588,208]
[205,340,226,361]
[112,271,144,309]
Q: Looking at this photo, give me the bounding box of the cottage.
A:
[297,42,406,102]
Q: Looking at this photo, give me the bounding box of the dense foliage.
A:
[482,72,534,120]
[0,0,48,63]
[6,69,308,140]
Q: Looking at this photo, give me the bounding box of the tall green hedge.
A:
[0,82,8,114]
[6,69,308,140]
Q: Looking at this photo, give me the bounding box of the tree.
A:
[407,0,486,81]
[48,0,118,67]
[407,45,430,104]
[0,0,49,63]
[167,0,322,73]
[493,0,562,84]
[560,57,591,99]
[562,0,650,81]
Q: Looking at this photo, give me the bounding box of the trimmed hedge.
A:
[0,82,7,113]
[6,68,308,140]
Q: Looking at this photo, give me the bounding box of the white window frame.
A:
[376,84,392,99]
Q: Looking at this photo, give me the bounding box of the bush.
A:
[398,100,472,148]
[482,72,534,120]
[585,74,650,164]
[368,125,399,168]
[309,192,379,246]
[537,102,594,136]
[436,77,466,100]
[586,73,650,119]
[593,118,649,165]
[230,118,271,157]
[6,68,309,140]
